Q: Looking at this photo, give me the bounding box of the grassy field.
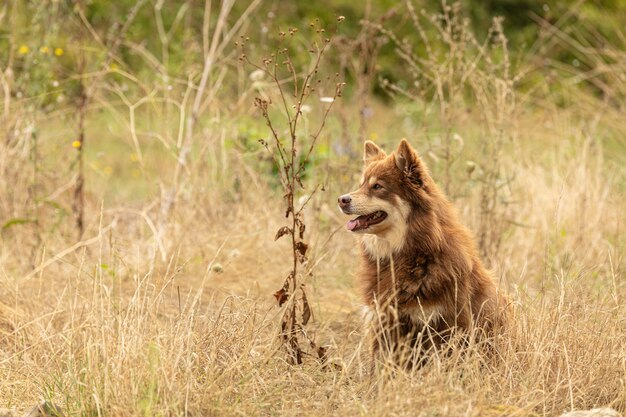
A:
[1,1,625,416]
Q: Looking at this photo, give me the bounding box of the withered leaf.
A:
[317,346,328,364]
[302,295,311,325]
[298,222,306,239]
[274,288,289,307]
[274,226,291,241]
[295,241,308,257]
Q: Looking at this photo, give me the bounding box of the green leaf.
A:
[2,218,36,232]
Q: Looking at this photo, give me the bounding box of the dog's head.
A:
[338,139,433,237]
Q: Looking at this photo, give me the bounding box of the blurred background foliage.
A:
[1,0,624,217]
[2,0,625,105]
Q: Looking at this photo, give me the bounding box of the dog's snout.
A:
[338,194,352,207]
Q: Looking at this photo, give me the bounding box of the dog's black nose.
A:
[338,194,351,206]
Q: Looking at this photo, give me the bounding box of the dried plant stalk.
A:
[241,19,344,364]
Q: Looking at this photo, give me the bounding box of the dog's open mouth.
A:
[346,211,387,231]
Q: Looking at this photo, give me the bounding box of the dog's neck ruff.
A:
[361,232,406,260]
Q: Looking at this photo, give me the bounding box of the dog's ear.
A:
[395,139,424,186]
[363,141,386,165]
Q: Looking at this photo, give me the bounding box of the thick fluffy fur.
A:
[339,139,508,365]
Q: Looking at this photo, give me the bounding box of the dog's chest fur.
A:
[361,234,393,259]
[359,236,445,327]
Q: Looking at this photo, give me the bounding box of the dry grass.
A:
[1,2,625,417]
[0,108,623,416]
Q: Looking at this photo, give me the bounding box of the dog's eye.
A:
[372,183,383,190]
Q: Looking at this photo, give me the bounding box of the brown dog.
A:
[339,139,507,366]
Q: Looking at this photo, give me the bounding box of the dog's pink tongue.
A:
[347,219,360,231]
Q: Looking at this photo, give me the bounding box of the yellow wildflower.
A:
[18,45,30,55]
[72,140,81,149]
[103,166,113,175]
[54,47,64,56]
[130,153,138,162]
[40,46,50,54]
[109,63,118,71]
